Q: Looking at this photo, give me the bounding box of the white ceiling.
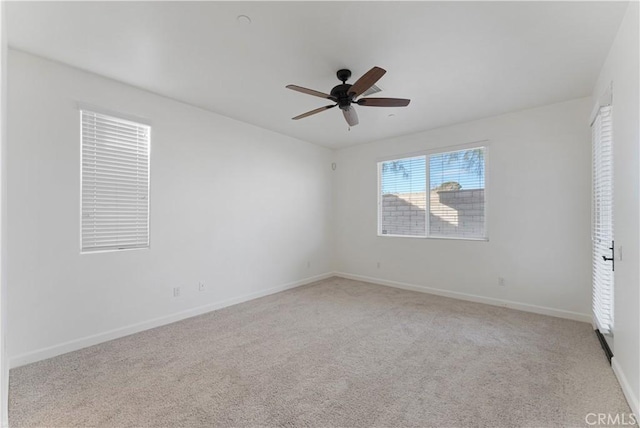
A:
[7,1,628,149]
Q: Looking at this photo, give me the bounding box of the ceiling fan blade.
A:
[357,98,411,107]
[342,106,359,127]
[348,67,386,98]
[292,104,336,120]
[286,85,335,100]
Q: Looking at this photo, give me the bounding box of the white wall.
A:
[334,97,593,320]
[6,50,333,366]
[592,2,640,417]
[0,1,8,425]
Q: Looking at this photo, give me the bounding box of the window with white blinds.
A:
[378,146,486,239]
[81,110,150,253]
[592,105,614,334]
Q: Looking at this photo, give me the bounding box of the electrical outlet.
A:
[307,261,311,269]
[198,282,205,292]
[173,287,181,297]
[377,262,381,269]
[498,277,506,287]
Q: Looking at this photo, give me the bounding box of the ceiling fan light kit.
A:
[286,66,410,127]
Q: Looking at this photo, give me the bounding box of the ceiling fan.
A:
[286,67,410,127]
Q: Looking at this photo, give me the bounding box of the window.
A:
[81,110,150,252]
[592,105,613,334]
[378,146,486,240]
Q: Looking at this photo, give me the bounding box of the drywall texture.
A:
[334,97,593,317]
[592,2,640,414]
[6,50,333,363]
[1,1,8,424]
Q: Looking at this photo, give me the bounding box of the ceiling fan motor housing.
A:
[332,69,355,110]
[331,83,355,110]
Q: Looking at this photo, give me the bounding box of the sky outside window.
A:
[381,148,485,194]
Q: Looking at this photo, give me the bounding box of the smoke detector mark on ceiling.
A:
[237,15,251,25]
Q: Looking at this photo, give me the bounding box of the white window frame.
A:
[79,105,151,254]
[377,141,489,241]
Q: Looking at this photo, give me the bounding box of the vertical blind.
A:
[81,110,150,252]
[592,106,614,333]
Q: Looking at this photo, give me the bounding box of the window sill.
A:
[377,234,488,242]
[81,246,150,255]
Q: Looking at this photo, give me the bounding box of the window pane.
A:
[429,148,485,238]
[380,156,426,236]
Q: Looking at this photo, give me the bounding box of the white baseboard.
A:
[612,357,640,418]
[9,272,334,369]
[334,272,592,323]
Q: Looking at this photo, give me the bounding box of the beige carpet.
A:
[9,277,632,427]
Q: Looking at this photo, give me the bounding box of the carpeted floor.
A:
[9,277,632,427]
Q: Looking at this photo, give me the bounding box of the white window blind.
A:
[81,110,150,252]
[592,105,614,334]
[378,147,486,239]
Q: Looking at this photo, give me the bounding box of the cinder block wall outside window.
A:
[382,189,485,236]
